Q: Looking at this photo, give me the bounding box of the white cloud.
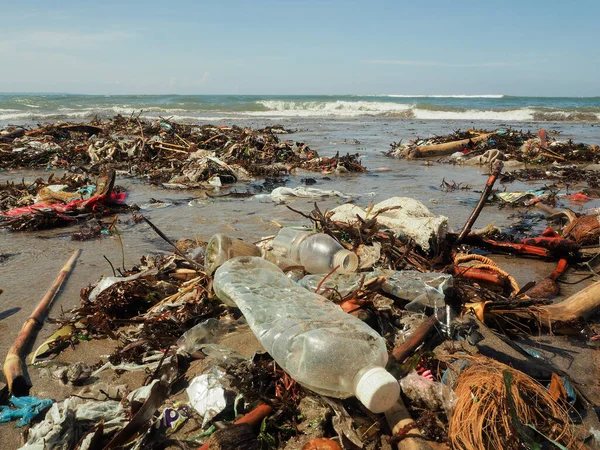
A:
[361,59,531,68]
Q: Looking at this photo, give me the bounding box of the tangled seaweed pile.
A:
[0,116,365,186]
[387,128,600,164]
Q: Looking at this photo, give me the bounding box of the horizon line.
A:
[1,92,600,98]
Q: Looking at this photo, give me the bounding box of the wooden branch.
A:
[3,249,81,395]
[391,316,437,363]
[539,279,600,323]
[456,160,503,245]
[410,133,495,158]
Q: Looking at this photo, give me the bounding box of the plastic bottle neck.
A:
[333,249,359,273]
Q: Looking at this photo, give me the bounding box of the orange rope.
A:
[454,254,520,295]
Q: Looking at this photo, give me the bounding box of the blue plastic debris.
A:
[0,396,54,427]
[76,185,97,197]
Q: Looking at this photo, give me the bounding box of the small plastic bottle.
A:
[213,256,399,413]
[205,234,262,274]
[272,228,358,274]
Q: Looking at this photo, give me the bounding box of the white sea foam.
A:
[412,108,537,121]
[255,100,414,117]
[384,94,505,98]
[1,102,598,123]
[251,100,600,121]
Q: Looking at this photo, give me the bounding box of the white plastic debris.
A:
[88,268,159,301]
[377,269,452,312]
[186,367,230,427]
[329,197,448,252]
[464,149,505,166]
[267,186,360,203]
[20,397,127,450]
[92,351,171,376]
[400,370,457,415]
[356,243,381,269]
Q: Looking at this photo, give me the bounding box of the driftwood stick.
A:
[539,279,600,323]
[410,133,495,158]
[3,249,81,395]
[154,145,188,154]
[155,141,188,150]
[385,398,435,450]
[391,316,437,363]
[456,160,503,245]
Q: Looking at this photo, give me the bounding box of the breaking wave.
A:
[384,94,505,98]
[253,100,600,121]
[1,94,599,123]
[254,100,414,117]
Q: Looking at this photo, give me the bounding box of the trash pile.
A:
[1,153,599,450]
[0,116,365,186]
[387,128,600,166]
[0,171,129,231]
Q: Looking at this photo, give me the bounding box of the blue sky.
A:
[1,1,599,96]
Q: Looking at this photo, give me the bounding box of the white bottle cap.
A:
[355,367,400,413]
[333,250,359,273]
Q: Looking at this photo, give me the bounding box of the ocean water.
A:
[1,93,600,124]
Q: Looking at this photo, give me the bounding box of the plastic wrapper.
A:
[400,370,457,416]
[0,396,54,427]
[186,367,232,428]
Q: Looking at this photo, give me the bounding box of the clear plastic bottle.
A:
[271,228,358,274]
[205,234,262,274]
[213,256,399,413]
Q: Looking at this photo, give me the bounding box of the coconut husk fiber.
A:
[562,213,600,246]
[442,355,583,450]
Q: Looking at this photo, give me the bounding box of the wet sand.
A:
[1,118,600,448]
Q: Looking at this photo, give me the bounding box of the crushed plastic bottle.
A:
[213,256,399,413]
[176,316,247,355]
[299,269,453,310]
[271,228,358,274]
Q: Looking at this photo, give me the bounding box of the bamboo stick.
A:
[3,249,81,395]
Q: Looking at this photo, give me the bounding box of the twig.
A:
[136,119,144,142]
[315,265,340,294]
[141,215,204,271]
[103,255,117,277]
[456,160,504,244]
[175,133,190,147]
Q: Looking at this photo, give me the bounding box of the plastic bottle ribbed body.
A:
[213,257,389,400]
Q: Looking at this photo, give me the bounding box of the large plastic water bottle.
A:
[271,228,358,274]
[213,256,399,413]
